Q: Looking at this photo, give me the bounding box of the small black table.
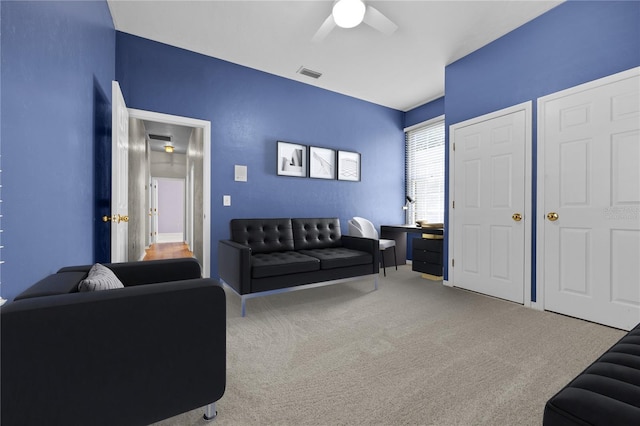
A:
[380,225,444,266]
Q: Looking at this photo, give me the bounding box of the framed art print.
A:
[309,146,336,179]
[277,141,307,177]
[337,150,361,181]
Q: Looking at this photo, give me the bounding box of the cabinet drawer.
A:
[412,261,443,276]
[412,238,443,253]
[412,249,442,263]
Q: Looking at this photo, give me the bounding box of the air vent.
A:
[297,66,322,79]
[148,134,172,142]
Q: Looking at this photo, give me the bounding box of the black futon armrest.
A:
[543,322,640,426]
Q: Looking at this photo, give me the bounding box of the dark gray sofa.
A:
[543,322,640,425]
[218,217,379,315]
[1,258,226,426]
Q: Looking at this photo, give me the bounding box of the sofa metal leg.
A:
[229,274,381,317]
[203,402,217,421]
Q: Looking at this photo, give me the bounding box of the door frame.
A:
[535,66,640,314]
[448,101,533,307]
[127,108,211,278]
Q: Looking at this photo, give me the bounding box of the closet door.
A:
[538,67,640,331]
[450,102,531,304]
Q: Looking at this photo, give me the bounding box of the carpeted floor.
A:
[154,266,625,426]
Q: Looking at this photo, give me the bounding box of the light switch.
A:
[223,195,231,206]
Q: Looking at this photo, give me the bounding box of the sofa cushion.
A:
[299,247,373,270]
[231,218,294,254]
[292,218,342,250]
[78,263,125,292]
[251,251,320,279]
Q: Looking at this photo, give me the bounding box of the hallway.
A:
[143,242,193,261]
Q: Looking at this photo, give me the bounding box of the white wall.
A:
[150,151,186,178]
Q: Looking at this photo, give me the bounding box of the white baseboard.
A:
[530,301,544,311]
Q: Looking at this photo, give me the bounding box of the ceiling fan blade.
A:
[312,14,336,43]
[363,5,398,36]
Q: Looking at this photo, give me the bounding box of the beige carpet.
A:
[155,266,625,426]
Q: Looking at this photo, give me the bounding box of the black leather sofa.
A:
[218,217,379,315]
[543,322,640,425]
[1,258,226,426]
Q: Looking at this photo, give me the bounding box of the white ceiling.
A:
[108,0,562,112]
[143,120,193,154]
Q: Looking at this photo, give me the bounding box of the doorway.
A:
[125,109,211,277]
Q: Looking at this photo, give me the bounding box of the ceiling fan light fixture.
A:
[332,0,366,29]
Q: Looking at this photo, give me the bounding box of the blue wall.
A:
[442,0,640,297]
[446,1,640,126]
[4,0,636,301]
[116,33,405,279]
[1,1,115,300]
[404,96,445,129]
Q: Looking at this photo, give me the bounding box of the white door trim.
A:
[448,101,533,306]
[535,66,640,314]
[128,108,212,278]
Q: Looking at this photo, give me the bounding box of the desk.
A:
[380,225,444,266]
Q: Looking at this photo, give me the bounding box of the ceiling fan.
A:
[312,0,398,43]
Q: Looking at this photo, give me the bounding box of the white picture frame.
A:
[309,146,336,180]
[277,141,307,177]
[337,150,361,181]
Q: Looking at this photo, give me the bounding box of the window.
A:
[405,116,445,225]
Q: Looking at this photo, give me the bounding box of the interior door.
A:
[539,67,640,331]
[111,81,129,263]
[451,103,530,304]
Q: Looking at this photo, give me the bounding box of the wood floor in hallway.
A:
[143,242,194,261]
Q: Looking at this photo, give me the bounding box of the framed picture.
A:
[337,150,361,181]
[277,141,307,177]
[309,146,336,180]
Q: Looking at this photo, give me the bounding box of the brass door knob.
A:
[512,213,522,222]
[547,212,559,221]
[119,214,129,223]
[102,214,129,223]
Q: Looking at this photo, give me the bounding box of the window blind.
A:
[405,118,445,225]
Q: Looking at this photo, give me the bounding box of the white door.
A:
[111,81,129,263]
[538,67,640,331]
[450,102,531,304]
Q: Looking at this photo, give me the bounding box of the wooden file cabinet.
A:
[412,236,443,278]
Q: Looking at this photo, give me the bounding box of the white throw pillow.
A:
[78,263,125,292]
